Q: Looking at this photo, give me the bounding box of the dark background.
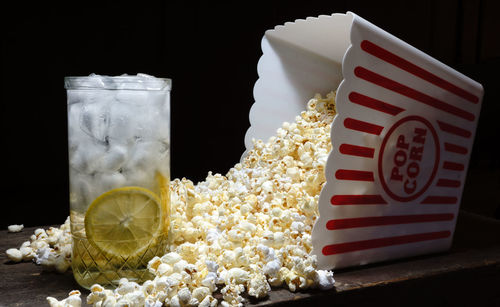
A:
[1,0,499,228]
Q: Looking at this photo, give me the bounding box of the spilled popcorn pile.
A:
[6,218,72,271]
[6,92,337,307]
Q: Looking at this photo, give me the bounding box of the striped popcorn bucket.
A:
[244,12,484,269]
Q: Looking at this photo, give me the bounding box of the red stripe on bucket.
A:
[436,179,461,188]
[444,143,468,155]
[354,66,475,122]
[331,195,387,205]
[443,161,465,171]
[335,170,374,181]
[322,231,451,255]
[326,213,454,230]
[349,91,405,115]
[339,144,375,158]
[360,40,479,104]
[437,121,472,138]
[421,196,458,204]
[344,118,384,135]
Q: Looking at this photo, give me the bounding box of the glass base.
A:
[71,234,166,289]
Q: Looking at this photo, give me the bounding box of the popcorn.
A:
[220,284,245,307]
[148,256,162,273]
[6,248,22,262]
[8,224,24,232]
[192,287,210,302]
[205,260,218,273]
[34,228,48,240]
[284,271,306,292]
[19,246,35,261]
[201,272,219,292]
[117,291,146,306]
[142,280,155,295]
[31,240,49,250]
[102,296,118,307]
[116,280,141,296]
[7,217,72,271]
[47,290,81,307]
[54,254,71,273]
[177,287,192,304]
[315,270,335,290]
[198,295,217,307]
[145,298,163,307]
[222,268,249,285]
[161,252,182,265]
[172,260,190,273]
[34,246,55,266]
[247,273,271,298]
[263,259,281,277]
[87,284,107,305]
[156,263,172,276]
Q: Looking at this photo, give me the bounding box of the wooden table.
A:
[1,210,500,307]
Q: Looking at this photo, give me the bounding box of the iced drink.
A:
[65,74,171,289]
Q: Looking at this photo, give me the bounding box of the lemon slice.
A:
[84,186,163,257]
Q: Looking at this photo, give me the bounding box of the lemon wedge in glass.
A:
[84,186,163,258]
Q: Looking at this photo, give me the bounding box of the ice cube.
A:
[71,135,108,174]
[98,144,128,172]
[107,99,141,143]
[126,140,168,171]
[123,168,153,188]
[79,97,112,144]
[105,88,170,144]
[99,172,126,191]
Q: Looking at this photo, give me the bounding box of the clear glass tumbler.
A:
[65,74,171,289]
